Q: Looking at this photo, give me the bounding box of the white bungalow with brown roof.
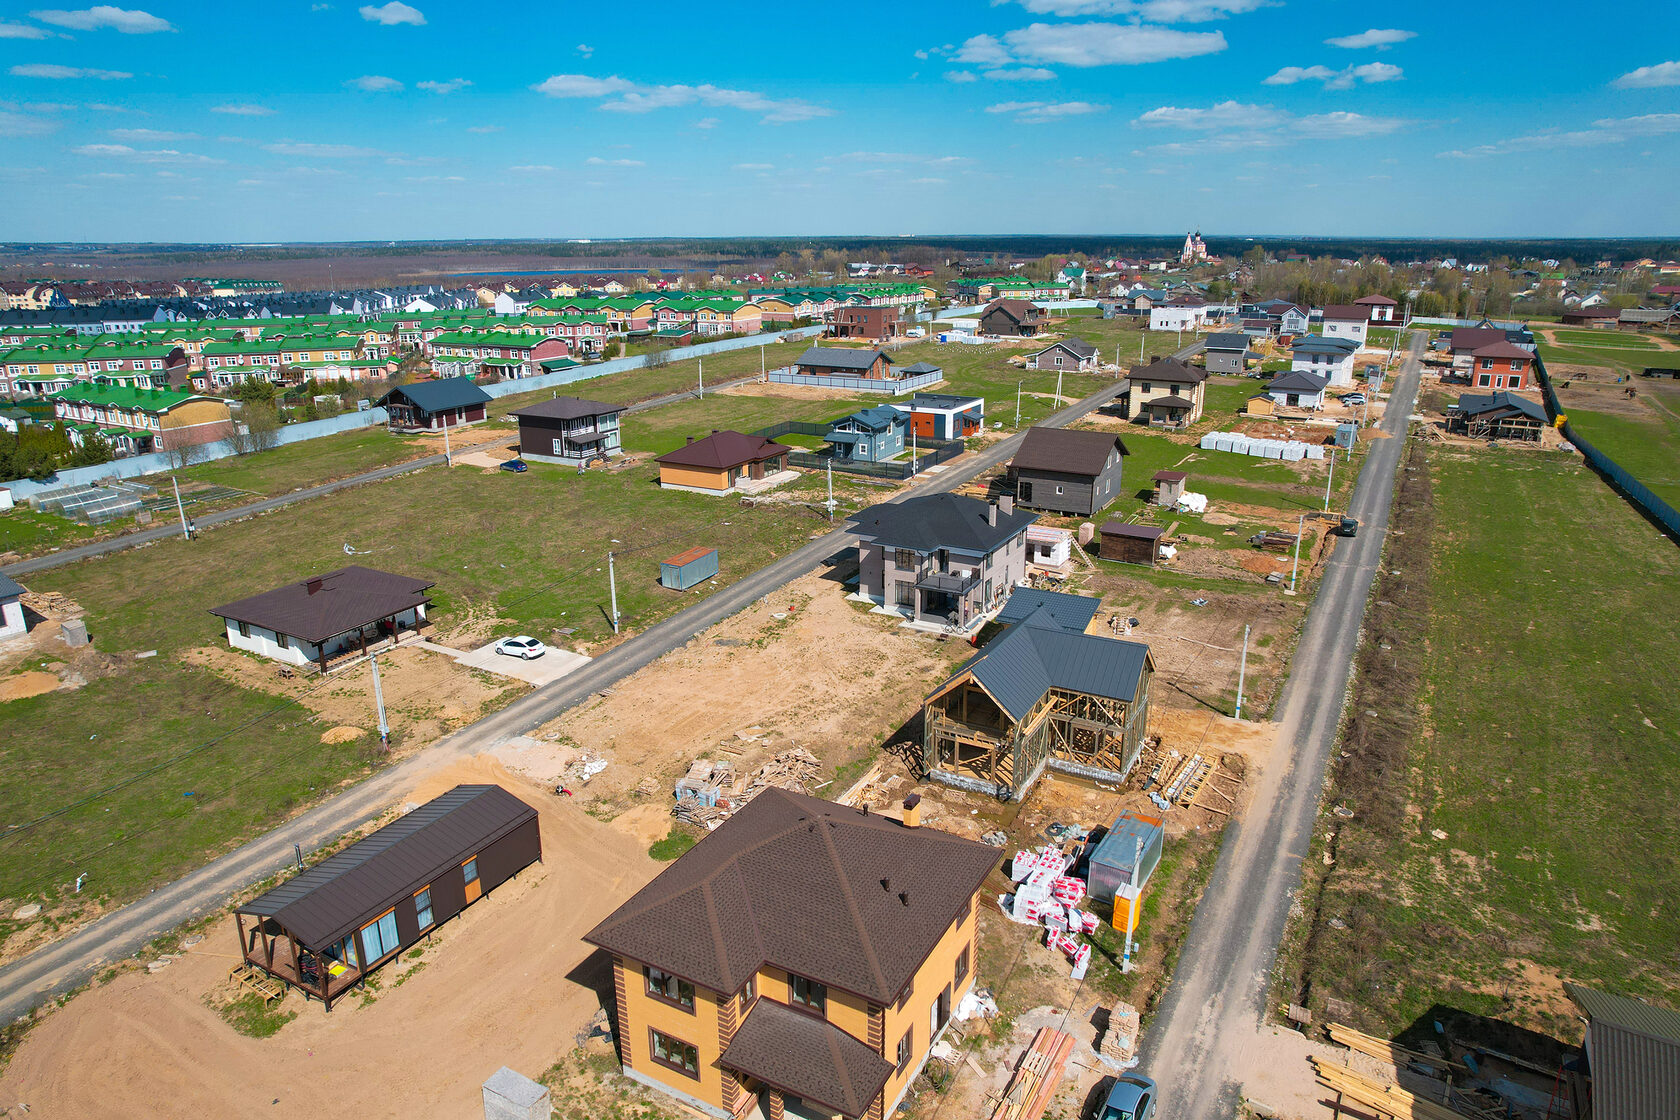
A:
[208,565,434,672]
[1025,337,1099,371]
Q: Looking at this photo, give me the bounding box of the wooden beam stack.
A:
[990,1028,1076,1120]
[1309,1056,1477,1120]
[1326,1023,1467,1074]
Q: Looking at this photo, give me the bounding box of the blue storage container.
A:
[660,546,719,591]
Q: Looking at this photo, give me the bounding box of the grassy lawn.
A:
[1538,334,1680,376]
[1547,329,1657,349]
[0,505,100,557]
[172,426,432,496]
[1286,446,1680,1040]
[1561,401,1680,507]
[3,456,882,920]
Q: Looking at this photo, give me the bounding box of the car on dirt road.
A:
[1098,1074,1157,1120]
[1341,392,1366,406]
[500,458,529,473]
[494,635,547,659]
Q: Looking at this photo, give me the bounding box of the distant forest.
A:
[3,234,1678,268]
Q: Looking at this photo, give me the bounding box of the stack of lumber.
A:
[1309,1056,1477,1120]
[990,1028,1076,1120]
[1327,1023,1467,1074]
[740,748,820,798]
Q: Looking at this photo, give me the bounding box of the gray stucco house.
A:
[825,405,906,463]
[1010,427,1129,518]
[851,493,1037,631]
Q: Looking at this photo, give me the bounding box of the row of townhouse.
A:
[427,330,575,380]
[1,339,191,397]
[950,276,1073,302]
[46,376,235,455]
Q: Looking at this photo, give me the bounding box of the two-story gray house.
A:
[825,405,907,463]
[508,396,625,464]
[851,493,1037,632]
[1009,427,1129,518]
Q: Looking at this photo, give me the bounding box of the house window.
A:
[1055,485,1064,495]
[646,966,696,1011]
[893,548,918,569]
[1478,374,1492,387]
[954,946,970,990]
[1481,358,1494,369]
[463,856,479,886]
[789,974,827,1014]
[739,975,756,1013]
[414,885,434,930]
[1510,359,1522,371]
[897,1027,914,1073]
[895,977,915,1012]
[648,1029,701,1079]
[360,909,399,962]
[236,620,250,639]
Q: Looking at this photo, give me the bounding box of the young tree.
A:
[244,402,283,454]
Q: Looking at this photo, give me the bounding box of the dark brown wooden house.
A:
[1099,522,1163,566]
[1010,427,1128,517]
[508,395,625,464]
[828,304,900,341]
[978,298,1044,337]
[234,784,540,1010]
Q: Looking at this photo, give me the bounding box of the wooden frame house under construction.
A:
[921,589,1154,800]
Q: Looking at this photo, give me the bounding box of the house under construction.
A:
[921,589,1154,800]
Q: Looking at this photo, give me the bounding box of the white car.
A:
[494,636,547,660]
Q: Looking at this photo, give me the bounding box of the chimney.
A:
[999,495,1014,516]
[686,435,695,445]
[899,890,911,907]
[988,503,998,527]
[902,792,921,828]
[305,576,324,595]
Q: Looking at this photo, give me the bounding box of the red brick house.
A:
[829,304,900,341]
[1470,341,1534,391]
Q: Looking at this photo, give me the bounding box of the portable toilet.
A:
[660,546,720,591]
[1085,811,1165,926]
[1335,422,1357,449]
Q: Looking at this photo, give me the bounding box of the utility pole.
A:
[1324,446,1336,512]
[171,475,189,539]
[760,343,765,379]
[1290,512,1305,592]
[825,460,835,522]
[1015,380,1023,428]
[1055,367,1063,405]
[370,654,390,751]
[442,419,452,466]
[607,550,620,634]
[698,358,704,399]
[1234,624,1250,719]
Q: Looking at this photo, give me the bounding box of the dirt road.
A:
[1137,332,1425,1119]
[0,345,1198,1025]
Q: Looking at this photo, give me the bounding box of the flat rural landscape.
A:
[2,4,1679,1120]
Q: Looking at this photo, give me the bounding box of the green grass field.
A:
[174,426,432,495]
[1560,401,1680,508]
[1538,329,1680,375]
[0,505,99,557]
[1289,446,1680,1039]
[1,456,882,921]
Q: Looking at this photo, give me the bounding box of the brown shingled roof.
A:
[582,789,1000,1006]
[654,429,792,470]
[207,565,434,644]
[720,999,895,1119]
[1012,426,1129,478]
[1127,356,1207,385]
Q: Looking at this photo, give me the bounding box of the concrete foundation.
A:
[483,1066,550,1120]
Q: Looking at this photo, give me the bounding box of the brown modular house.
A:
[1099,522,1164,566]
[795,346,895,380]
[1121,356,1207,426]
[655,429,793,494]
[1025,337,1099,371]
[234,784,540,1010]
[978,298,1044,337]
[508,395,625,464]
[208,565,433,672]
[851,493,1036,632]
[376,376,492,431]
[829,304,900,341]
[1009,427,1129,518]
[923,588,1154,799]
[584,789,999,1120]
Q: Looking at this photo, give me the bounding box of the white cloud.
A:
[987,99,1109,123]
[1613,61,1680,89]
[359,1,424,25]
[263,141,386,158]
[1135,99,1272,130]
[1003,0,1267,19]
[467,124,502,133]
[694,117,719,129]
[1133,100,1405,151]
[509,164,557,172]
[838,151,970,164]
[30,6,173,32]
[733,162,774,170]
[109,126,196,140]
[1264,61,1401,89]
[212,103,275,115]
[585,156,644,166]
[1439,113,1680,157]
[961,22,1226,68]
[576,43,593,57]
[984,67,1057,81]
[0,20,53,37]
[945,70,979,83]
[347,75,403,92]
[72,142,221,163]
[1324,28,1414,50]
[908,176,947,184]
[10,63,130,79]
[416,78,470,94]
[532,74,831,123]
[914,49,929,60]
[1295,111,1405,139]
[0,109,58,136]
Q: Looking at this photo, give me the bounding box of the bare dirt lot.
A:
[0,758,661,1119]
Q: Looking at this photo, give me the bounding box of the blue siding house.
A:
[825,406,907,463]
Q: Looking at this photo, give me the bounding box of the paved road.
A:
[0,349,1191,1023]
[1140,332,1425,1119]
[1,376,759,579]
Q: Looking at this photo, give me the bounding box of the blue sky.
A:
[1,1,1678,242]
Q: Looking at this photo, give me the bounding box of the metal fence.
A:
[1532,351,1680,539]
[750,419,964,481]
[765,366,945,396]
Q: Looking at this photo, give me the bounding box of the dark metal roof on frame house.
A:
[654,429,792,470]
[208,565,434,644]
[376,376,491,415]
[1012,426,1129,478]
[1565,982,1680,1120]
[507,395,624,422]
[850,492,1037,555]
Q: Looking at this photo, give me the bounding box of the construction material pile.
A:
[1173,491,1209,514]
[1200,431,1327,461]
[673,748,822,828]
[989,1028,1076,1120]
[1000,846,1100,978]
[1096,1003,1140,1069]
